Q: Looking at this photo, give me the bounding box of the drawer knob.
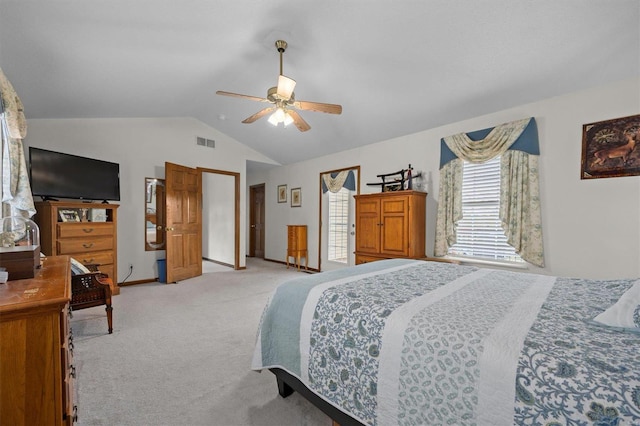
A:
[70,365,76,378]
[82,228,94,233]
[83,259,94,264]
[82,243,94,248]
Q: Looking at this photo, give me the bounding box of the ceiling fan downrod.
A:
[275,40,287,76]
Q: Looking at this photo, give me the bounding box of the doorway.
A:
[249,184,265,258]
[199,167,240,270]
[318,166,360,272]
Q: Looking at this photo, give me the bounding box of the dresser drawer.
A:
[57,222,114,239]
[74,251,113,266]
[57,237,114,254]
[97,263,114,280]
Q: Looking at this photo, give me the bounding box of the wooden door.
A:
[249,184,265,258]
[165,162,202,283]
[380,195,409,256]
[355,196,381,254]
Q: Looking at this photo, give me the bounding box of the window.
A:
[448,156,524,263]
[327,187,349,263]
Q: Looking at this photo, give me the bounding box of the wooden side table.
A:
[286,225,308,271]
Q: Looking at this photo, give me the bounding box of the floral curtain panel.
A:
[434,117,544,267]
[0,67,35,219]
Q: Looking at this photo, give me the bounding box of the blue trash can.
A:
[157,259,167,283]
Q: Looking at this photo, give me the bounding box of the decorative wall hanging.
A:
[581,114,640,179]
[277,184,287,203]
[291,188,301,207]
[366,164,422,192]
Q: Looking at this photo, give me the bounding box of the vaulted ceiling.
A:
[1,1,638,166]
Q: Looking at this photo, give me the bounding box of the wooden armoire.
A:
[354,190,426,264]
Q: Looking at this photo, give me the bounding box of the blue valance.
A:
[322,170,356,193]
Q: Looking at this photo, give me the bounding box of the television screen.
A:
[29,147,121,202]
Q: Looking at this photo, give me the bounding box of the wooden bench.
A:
[71,271,113,334]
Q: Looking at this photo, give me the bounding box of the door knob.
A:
[166,227,174,231]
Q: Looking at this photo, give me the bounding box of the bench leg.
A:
[105,304,113,334]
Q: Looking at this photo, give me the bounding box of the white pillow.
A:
[592,279,640,331]
[70,257,92,275]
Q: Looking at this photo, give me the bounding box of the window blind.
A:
[448,156,524,262]
[328,188,349,263]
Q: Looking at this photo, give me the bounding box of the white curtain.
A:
[434,118,544,267]
[1,67,35,219]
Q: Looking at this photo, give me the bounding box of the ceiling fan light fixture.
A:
[277,75,296,99]
[283,111,294,126]
[268,107,294,127]
[268,107,286,126]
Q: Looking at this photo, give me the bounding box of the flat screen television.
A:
[29,147,120,202]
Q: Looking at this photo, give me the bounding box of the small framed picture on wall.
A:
[291,187,301,207]
[277,184,287,203]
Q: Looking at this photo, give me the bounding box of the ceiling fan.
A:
[216,40,342,132]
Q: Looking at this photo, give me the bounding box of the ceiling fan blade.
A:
[293,100,342,115]
[216,91,270,103]
[276,75,296,99]
[242,107,275,123]
[287,110,311,132]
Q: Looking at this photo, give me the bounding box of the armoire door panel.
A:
[381,198,407,214]
[381,215,408,255]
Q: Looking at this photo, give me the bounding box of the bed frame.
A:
[270,368,365,426]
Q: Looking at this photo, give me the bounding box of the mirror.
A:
[145,178,166,250]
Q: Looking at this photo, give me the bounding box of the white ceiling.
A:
[1,1,638,166]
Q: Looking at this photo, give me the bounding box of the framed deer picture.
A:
[581,114,640,179]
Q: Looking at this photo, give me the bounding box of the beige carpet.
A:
[72,258,332,426]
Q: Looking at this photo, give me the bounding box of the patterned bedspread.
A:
[252,259,640,425]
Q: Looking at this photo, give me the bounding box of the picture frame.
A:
[581,114,640,179]
[90,208,107,222]
[59,209,80,222]
[277,184,287,203]
[291,187,301,207]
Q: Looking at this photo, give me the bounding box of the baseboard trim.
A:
[118,278,157,286]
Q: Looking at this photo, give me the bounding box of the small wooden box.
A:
[0,245,41,280]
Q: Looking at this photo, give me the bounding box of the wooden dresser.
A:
[354,190,427,264]
[286,225,308,271]
[0,256,76,425]
[34,201,119,295]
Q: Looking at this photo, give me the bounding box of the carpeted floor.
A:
[72,258,332,426]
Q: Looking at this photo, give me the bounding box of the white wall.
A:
[248,77,640,279]
[24,117,277,282]
[202,172,235,265]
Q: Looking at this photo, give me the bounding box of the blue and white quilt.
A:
[252,259,640,425]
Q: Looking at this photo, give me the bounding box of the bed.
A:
[252,258,640,425]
